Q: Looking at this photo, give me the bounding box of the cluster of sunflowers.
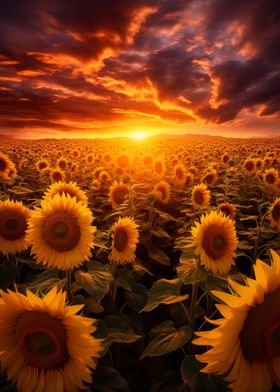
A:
[0,136,280,392]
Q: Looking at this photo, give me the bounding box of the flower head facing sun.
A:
[153,180,171,203]
[27,193,95,270]
[269,197,280,231]
[193,250,280,392]
[109,181,130,209]
[109,217,139,264]
[191,210,238,274]
[0,200,30,255]
[192,184,210,210]
[0,287,103,392]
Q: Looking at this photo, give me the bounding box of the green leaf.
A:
[181,355,204,385]
[141,320,192,359]
[148,248,170,265]
[142,278,189,312]
[151,227,171,238]
[150,371,183,392]
[124,283,148,311]
[93,366,129,392]
[177,259,208,286]
[97,315,142,345]
[75,261,113,305]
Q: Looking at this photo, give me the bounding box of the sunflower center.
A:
[113,186,128,205]
[245,161,254,171]
[176,168,183,180]
[272,204,280,221]
[202,226,227,260]
[266,173,275,184]
[16,311,69,369]
[43,212,81,252]
[59,161,67,170]
[240,287,280,362]
[155,162,162,174]
[53,171,62,182]
[0,210,27,240]
[194,190,203,205]
[205,174,214,184]
[0,157,7,171]
[39,162,47,170]
[114,228,128,252]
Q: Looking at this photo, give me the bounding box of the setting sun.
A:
[131,132,146,140]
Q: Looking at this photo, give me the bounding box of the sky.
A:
[0,0,280,139]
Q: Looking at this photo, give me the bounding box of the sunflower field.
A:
[1,135,280,392]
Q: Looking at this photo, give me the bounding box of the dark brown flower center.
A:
[202,226,227,260]
[39,162,47,170]
[155,162,162,174]
[113,186,129,205]
[114,227,128,252]
[240,287,280,362]
[43,212,80,252]
[16,311,68,369]
[272,204,280,221]
[59,161,67,170]
[205,174,214,184]
[266,173,275,184]
[0,210,27,241]
[53,171,63,182]
[157,185,167,200]
[245,161,254,171]
[176,168,184,180]
[194,190,204,205]
[0,157,7,171]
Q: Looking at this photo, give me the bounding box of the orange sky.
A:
[0,0,279,139]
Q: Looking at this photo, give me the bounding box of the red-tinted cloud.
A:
[0,0,279,138]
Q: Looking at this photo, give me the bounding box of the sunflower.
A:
[173,164,186,185]
[153,158,166,178]
[57,157,68,171]
[0,152,13,179]
[193,250,280,392]
[0,200,30,255]
[27,194,95,270]
[71,149,80,159]
[263,168,279,191]
[0,286,103,392]
[102,153,112,164]
[218,203,236,220]
[109,181,130,209]
[115,154,130,169]
[153,180,171,203]
[185,172,194,187]
[93,166,104,180]
[109,217,139,264]
[243,158,257,175]
[44,181,88,205]
[35,159,50,174]
[143,155,153,168]
[269,197,280,231]
[85,153,95,166]
[222,153,229,165]
[192,184,210,210]
[50,167,65,183]
[191,210,238,274]
[202,170,218,187]
[99,170,111,184]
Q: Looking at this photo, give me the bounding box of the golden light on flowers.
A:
[193,250,280,392]
[202,170,218,187]
[173,164,186,185]
[0,200,30,255]
[269,197,280,231]
[109,181,130,209]
[191,210,238,274]
[185,172,194,187]
[115,153,130,169]
[192,183,210,209]
[153,180,171,203]
[50,167,65,183]
[0,287,103,392]
[27,193,95,270]
[44,181,88,205]
[109,217,139,264]
[243,158,257,175]
[263,168,279,191]
[153,158,166,178]
[57,157,68,171]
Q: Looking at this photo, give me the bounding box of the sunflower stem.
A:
[190,282,199,332]
[66,269,72,303]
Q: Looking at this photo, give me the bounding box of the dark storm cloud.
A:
[0,0,279,137]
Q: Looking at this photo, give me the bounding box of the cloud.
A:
[0,0,279,137]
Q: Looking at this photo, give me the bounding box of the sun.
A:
[131,132,146,140]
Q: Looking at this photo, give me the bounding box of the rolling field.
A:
[0,135,280,392]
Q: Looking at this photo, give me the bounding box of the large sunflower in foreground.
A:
[0,287,103,392]
[0,200,30,255]
[191,210,238,274]
[193,250,280,392]
[27,194,95,270]
[109,217,139,264]
[44,181,88,205]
